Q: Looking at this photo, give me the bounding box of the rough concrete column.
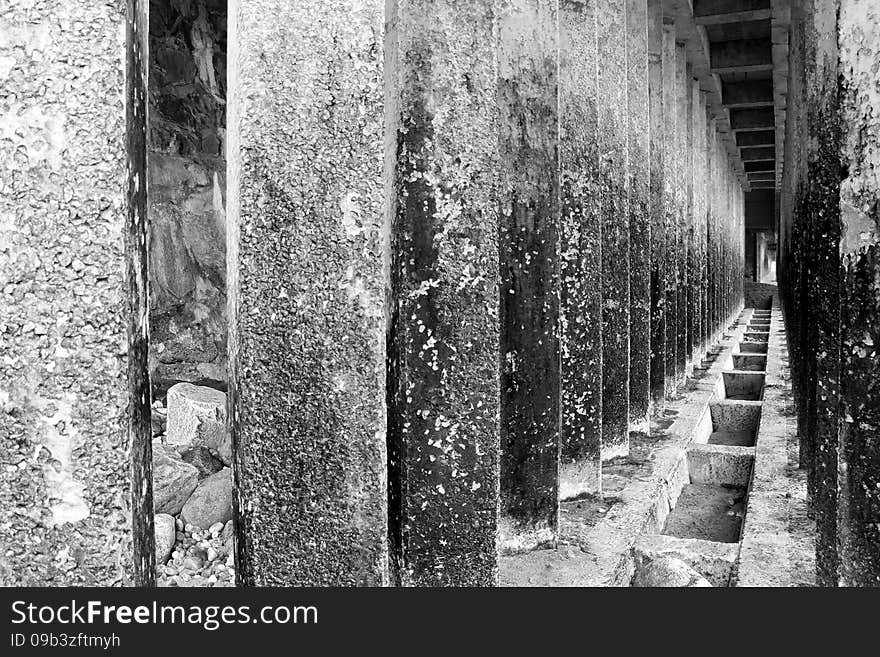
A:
[227,0,388,586]
[599,0,631,457]
[647,1,667,409]
[703,107,714,353]
[560,0,602,498]
[710,127,722,341]
[389,0,546,585]
[690,79,702,365]
[0,1,146,585]
[498,0,561,553]
[697,91,709,359]
[674,43,688,385]
[684,70,695,375]
[627,0,650,434]
[661,19,678,398]
[836,0,880,586]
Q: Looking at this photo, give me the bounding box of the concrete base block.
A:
[687,444,755,487]
[633,534,739,587]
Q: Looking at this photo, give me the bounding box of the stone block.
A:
[153,452,199,516]
[180,467,233,530]
[166,383,230,465]
[154,513,176,565]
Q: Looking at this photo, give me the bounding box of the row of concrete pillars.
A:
[0,1,749,586]
[157,0,747,586]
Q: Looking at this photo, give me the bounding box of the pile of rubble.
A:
[152,383,234,587]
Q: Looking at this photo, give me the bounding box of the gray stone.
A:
[179,446,224,479]
[154,513,176,565]
[153,452,199,516]
[633,555,713,587]
[180,467,232,530]
[166,383,231,465]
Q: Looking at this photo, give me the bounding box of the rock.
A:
[180,467,232,530]
[208,521,224,537]
[220,519,233,541]
[154,514,176,565]
[166,383,231,465]
[182,555,205,571]
[179,446,224,479]
[633,557,713,588]
[152,452,199,515]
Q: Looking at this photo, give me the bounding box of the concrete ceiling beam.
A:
[731,107,775,130]
[748,171,777,181]
[722,79,774,108]
[694,0,771,24]
[741,146,776,161]
[745,160,776,173]
[736,129,775,146]
[710,38,774,73]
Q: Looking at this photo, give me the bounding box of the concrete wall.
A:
[148,0,228,395]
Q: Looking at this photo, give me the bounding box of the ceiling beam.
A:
[722,79,774,108]
[745,160,776,173]
[741,146,776,161]
[694,0,772,25]
[736,129,776,146]
[748,171,777,181]
[710,38,773,73]
[731,107,775,130]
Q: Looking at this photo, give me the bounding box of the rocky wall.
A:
[148,0,227,395]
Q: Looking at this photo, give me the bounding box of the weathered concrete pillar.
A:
[689,78,702,366]
[498,0,561,552]
[702,106,714,353]
[661,19,678,398]
[560,0,602,498]
[696,91,709,360]
[684,70,695,376]
[599,0,630,457]
[627,0,650,434]
[227,0,388,586]
[674,43,688,385]
[710,126,722,342]
[0,1,148,585]
[647,1,667,409]
[836,0,880,586]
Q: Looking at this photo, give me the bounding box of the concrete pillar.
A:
[647,1,667,409]
[0,1,146,585]
[836,0,880,586]
[599,0,630,457]
[674,43,688,385]
[684,70,696,375]
[227,0,388,586]
[702,104,713,354]
[627,0,650,434]
[661,19,678,398]
[560,0,602,498]
[498,0,561,552]
[697,91,709,360]
[690,79,702,365]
